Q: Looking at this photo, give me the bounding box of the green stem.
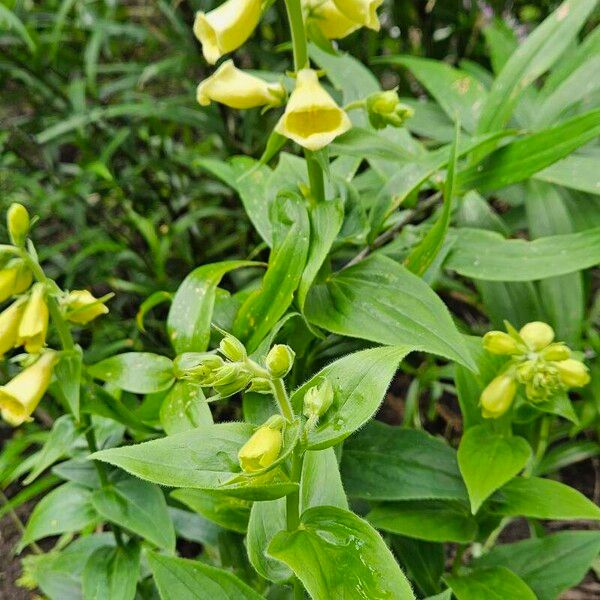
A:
[21,245,124,546]
[271,377,294,422]
[304,150,326,204]
[284,0,308,71]
[524,416,551,477]
[287,447,305,600]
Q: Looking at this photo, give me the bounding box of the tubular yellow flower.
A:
[193,0,261,65]
[519,321,554,351]
[0,299,26,358]
[17,283,49,354]
[62,290,109,324]
[332,0,382,31]
[304,0,360,39]
[275,69,352,151]
[483,331,521,355]
[555,359,591,388]
[541,342,570,361]
[238,424,282,473]
[0,261,32,303]
[0,351,58,427]
[480,374,517,419]
[197,60,285,110]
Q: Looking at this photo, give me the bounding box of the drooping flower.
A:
[197,60,285,109]
[62,290,109,324]
[480,374,517,419]
[331,0,382,31]
[238,422,283,472]
[193,0,262,65]
[304,0,360,39]
[275,69,351,151]
[17,283,49,354]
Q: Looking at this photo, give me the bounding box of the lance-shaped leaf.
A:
[445,567,536,600]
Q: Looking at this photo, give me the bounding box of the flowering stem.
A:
[284,0,308,71]
[271,377,294,422]
[305,150,326,203]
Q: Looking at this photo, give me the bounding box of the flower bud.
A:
[332,0,382,30]
[219,333,247,362]
[193,0,261,65]
[304,0,360,40]
[7,203,30,247]
[62,290,109,324]
[0,261,33,303]
[366,90,413,130]
[0,299,26,358]
[266,344,295,379]
[17,283,48,354]
[175,352,225,383]
[212,363,253,397]
[480,374,517,419]
[483,331,521,355]
[0,351,58,426]
[238,421,283,473]
[275,69,352,151]
[197,60,285,110]
[519,321,554,351]
[541,343,570,361]
[247,377,272,394]
[555,359,590,388]
[303,379,334,420]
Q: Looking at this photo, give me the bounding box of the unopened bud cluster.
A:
[366,90,414,130]
[480,321,590,419]
[176,333,295,400]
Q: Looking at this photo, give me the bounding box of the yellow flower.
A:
[193,0,262,65]
[483,331,521,355]
[197,60,285,109]
[17,283,49,354]
[0,351,58,426]
[332,0,382,31]
[275,69,351,151]
[304,0,360,39]
[62,290,109,324]
[519,321,554,351]
[0,261,32,303]
[7,203,30,247]
[480,374,517,419]
[0,299,26,358]
[238,424,282,472]
[555,359,590,388]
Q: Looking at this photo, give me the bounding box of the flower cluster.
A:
[480,321,590,419]
[0,204,110,426]
[192,0,407,151]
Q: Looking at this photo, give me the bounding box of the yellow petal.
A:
[17,283,49,354]
[193,0,262,65]
[304,0,360,39]
[332,0,382,30]
[197,60,285,109]
[482,331,521,355]
[519,321,554,351]
[480,374,517,419]
[0,351,58,426]
[63,289,109,324]
[0,262,32,303]
[555,359,590,388]
[238,425,282,473]
[0,299,26,358]
[275,69,352,151]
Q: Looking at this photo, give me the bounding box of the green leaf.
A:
[392,537,445,597]
[0,5,37,53]
[54,350,82,420]
[459,109,600,193]
[445,567,536,600]
[474,531,600,600]
[91,477,175,551]
[20,482,98,551]
[424,592,452,600]
[92,422,299,501]
[159,381,213,435]
[234,192,310,352]
[291,346,411,450]
[491,476,600,521]
[535,154,600,195]
[269,506,415,600]
[148,552,264,600]
[246,448,348,584]
[88,353,174,394]
[367,500,477,543]
[24,415,79,484]
[476,0,597,133]
[305,254,475,369]
[329,128,414,161]
[82,542,140,600]
[446,227,600,281]
[458,424,531,513]
[171,489,250,533]
[136,290,172,332]
[167,260,257,353]
[405,124,458,276]
[375,56,487,133]
[341,420,468,502]
[298,198,344,310]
